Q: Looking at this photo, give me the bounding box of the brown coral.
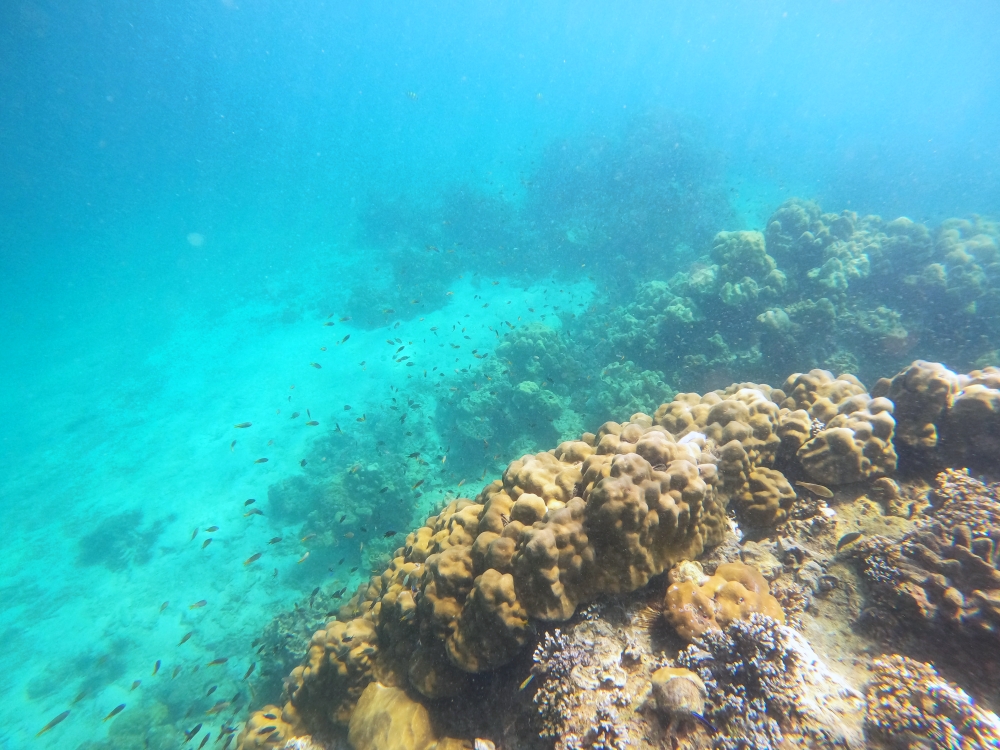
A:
[663,561,786,641]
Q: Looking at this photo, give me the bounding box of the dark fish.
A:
[191,528,199,541]
[173,665,182,678]
[199,733,211,749]
[796,481,833,498]
[230,440,236,451]
[350,566,358,573]
[160,601,169,613]
[153,659,161,676]
[339,335,350,344]
[207,657,228,666]
[837,532,864,551]
[244,553,262,565]
[335,423,343,433]
[383,530,397,538]
[310,362,322,369]
[257,725,278,734]
[323,321,335,326]
[344,404,352,410]
[408,452,421,458]
[291,412,300,418]
[206,526,219,532]
[300,459,307,467]
[71,690,87,705]
[411,480,424,490]
[307,409,311,418]
[184,722,203,740]
[234,422,252,429]
[244,498,256,506]
[206,685,217,695]
[339,514,347,523]
[243,663,256,680]
[400,414,407,424]
[379,486,388,493]
[244,509,264,517]
[131,680,141,690]
[202,539,212,549]
[190,600,207,609]
[103,704,125,721]
[337,557,345,565]
[268,537,282,545]
[35,710,70,737]
[691,712,718,733]
[305,420,319,426]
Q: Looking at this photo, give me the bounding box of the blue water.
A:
[1,1,998,747]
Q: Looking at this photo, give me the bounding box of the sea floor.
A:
[0,238,594,749]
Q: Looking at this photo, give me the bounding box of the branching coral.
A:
[865,654,1000,748]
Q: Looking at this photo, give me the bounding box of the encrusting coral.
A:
[865,654,1000,748]
[239,359,1000,750]
[663,561,785,641]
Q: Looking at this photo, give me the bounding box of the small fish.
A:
[244,498,256,506]
[230,440,236,451]
[796,481,833,498]
[172,665,182,678]
[350,566,358,573]
[340,316,351,321]
[103,704,125,722]
[189,600,207,609]
[202,539,212,549]
[297,552,310,564]
[206,700,230,715]
[35,710,70,737]
[836,532,864,551]
[207,685,217,696]
[184,722,203,740]
[129,679,141,691]
[339,335,350,344]
[207,657,228,666]
[152,659,161,676]
[160,601,169,613]
[243,663,256,680]
[339,514,347,523]
[198,733,211,749]
[300,459,307,467]
[244,508,264,517]
[244,553,262,565]
[383,530,397,538]
[234,422,252,429]
[301,533,316,542]
[310,362,322,369]
[291,412,300,419]
[254,458,268,464]
[205,526,219,532]
[305,420,319,426]
[191,528,199,541]
[691,712,718,733]
[268,537,282,545]
[411,480,424,490]
[408,452,421,458]
[519,674,535,690]
[335,423,343,433]
[357,414,366,422]
[344,532,354,539]
[379,486,388,493]
[71,689,87,705]
[323,321,334,327]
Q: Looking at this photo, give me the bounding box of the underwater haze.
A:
[2,1,999,748]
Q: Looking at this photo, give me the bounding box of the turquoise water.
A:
[2,2,999,748]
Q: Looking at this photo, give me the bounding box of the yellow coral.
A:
[663,561,785,641]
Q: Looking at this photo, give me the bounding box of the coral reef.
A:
[856,469,1000,641]
[865,654,1000,748]
[663,561,785,641]
[677,614,863,750]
